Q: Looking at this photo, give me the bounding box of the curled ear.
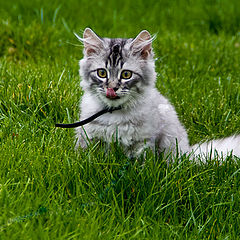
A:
[75,28,104,56]
[130,30,154,59]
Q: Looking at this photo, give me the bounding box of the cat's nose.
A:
[108,81,118,91]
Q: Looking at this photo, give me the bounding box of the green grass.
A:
[1,0,240,239]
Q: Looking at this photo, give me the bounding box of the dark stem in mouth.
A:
[55,106,122,128]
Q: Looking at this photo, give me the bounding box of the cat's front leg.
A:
[75,127,90,149]
[127,138,155,157]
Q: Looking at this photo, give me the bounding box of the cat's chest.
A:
[85,112,153,145]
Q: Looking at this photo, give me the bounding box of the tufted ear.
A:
[130,30,153,59]
[75,28,104,56]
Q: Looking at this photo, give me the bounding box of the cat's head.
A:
[76,28,156,108]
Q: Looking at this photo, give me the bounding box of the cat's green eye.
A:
[97,69,107,78]
[121,70,132,79]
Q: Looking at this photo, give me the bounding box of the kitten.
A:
[74,28,240,159]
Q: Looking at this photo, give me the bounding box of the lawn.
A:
[1,0,240,239]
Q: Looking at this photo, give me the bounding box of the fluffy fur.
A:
[75,28,240,159]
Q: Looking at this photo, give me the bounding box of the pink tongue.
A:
[106,88,117,99]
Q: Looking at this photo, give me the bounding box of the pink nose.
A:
[106,88,117,99]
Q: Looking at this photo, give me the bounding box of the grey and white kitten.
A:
[75,28,240,159]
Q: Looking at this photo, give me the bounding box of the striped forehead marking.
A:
[106,39,127,68]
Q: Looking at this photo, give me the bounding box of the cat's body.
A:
[77,85,190,156]
[75,28,240,159]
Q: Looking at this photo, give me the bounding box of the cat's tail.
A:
[191,135,240,159]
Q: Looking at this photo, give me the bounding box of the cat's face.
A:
[77,28,156,108]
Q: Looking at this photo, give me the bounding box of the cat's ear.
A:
[75,28,104,56]
[130,30,153,59]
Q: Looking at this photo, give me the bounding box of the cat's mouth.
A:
[106,88,120,100]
